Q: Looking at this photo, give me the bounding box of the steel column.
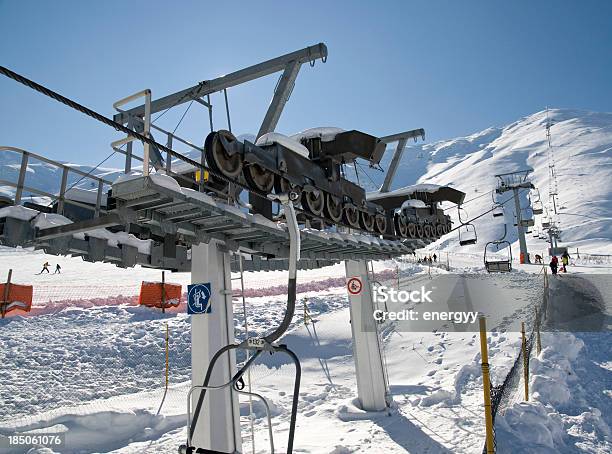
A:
[513,187,529,263]
[190,241,242,452]
[345,260,388,411]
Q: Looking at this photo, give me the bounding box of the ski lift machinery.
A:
[458,205,477,246]
[180,192,302,454]
[484,224,512,273]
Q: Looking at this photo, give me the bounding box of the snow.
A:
[290,127,345,143]
[496,331,612,453]
[0,205,39,221]
[401,199,428,209]
[367,184,446,202]
[255,132,311,158]
[1,108,611,453]
[0,247,611,453]
[64,187,107,206]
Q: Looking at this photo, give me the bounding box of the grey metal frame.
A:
[113,43,328,139]
[1,146,112,217]
[378,128,425,193]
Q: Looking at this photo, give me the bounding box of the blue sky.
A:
[1,0,611,167]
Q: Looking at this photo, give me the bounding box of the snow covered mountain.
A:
[377,108,612,255]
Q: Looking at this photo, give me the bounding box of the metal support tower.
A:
[345,260,389,411]
[190,240,242,452]
[495,170,534,264]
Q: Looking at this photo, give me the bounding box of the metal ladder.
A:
[230,253,256,454]
[367,260,392,408]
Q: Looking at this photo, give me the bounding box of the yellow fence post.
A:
[479,316,495,454]
[521,321,529,401]
[535,308,542,355]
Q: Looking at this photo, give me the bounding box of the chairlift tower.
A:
[495,170,534,264]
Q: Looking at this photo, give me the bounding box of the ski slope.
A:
[384,108,612,256]
[0,108,610,453]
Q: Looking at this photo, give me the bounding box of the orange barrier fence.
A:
[138,281,182,309]
[1,282,34,317]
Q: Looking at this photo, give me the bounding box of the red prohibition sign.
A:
[347,277,363,295]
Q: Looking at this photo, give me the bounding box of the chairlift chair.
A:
[520,218,535,227]
[532,200,544,215]
[484,240,512,273]
[492,204,504,218]
[459,224,477,246]
[542,218,551,228]
[457,205,478,246]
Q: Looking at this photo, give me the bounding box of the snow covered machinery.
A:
[204,127,463,241]
[205,128,388,233]
[367,184,464,240]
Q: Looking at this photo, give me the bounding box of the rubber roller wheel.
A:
[424,224,433,238]
[243,163,274,192]
[375,214,387,235]
[436,223,445,237]
[302,189,324,216]
[394,214,408,237]
[205,130,242,179]
[360,211,376,232]
[407,222,417,238]
[416,224,424,238]
[325,193,344,223]
[343,204,361,229]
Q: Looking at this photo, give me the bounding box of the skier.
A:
[561,251,570,273]
[39,262,50,274]
[433,253,437,262]
[534,254,543,264]
[549,256,559,275]
[54,263,61,274]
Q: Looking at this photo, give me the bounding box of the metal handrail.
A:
[0,146,113,184]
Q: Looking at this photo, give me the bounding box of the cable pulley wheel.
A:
[406,222,416,238]
[360,211,376,232]
[375,214,387,235]
[416,224,424,238]
[302,189,324,216]
[243,163,274,192]
[325,193,344,223]
[394,214,409,237]
[205,130,242,179]
[343,204,361,229]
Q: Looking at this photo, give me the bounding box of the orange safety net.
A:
[138,281,182,309]
[0,283,34,315]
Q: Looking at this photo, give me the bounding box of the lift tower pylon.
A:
[495,170,534,264]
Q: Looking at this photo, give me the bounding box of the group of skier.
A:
[417,253,437,265]
[39,262,61,274]
[549,250,571,275]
